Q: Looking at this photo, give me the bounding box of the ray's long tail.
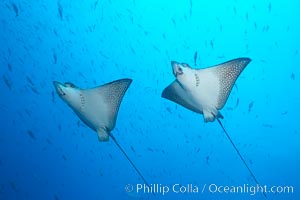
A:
[216,118,267,198]
[109,133,153,194]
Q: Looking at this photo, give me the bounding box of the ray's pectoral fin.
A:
[199,58,251,122]
[96,78,133,130]
[83,78,132,141]
[210,57,251,110]
[53,78,152,190]
[162,81,200,113]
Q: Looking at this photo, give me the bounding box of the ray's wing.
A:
[161,81,201,113]
[82,78,132,131]
[199,58,251,109]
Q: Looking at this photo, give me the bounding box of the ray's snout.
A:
[171,61,182,77]
[171,61,178,67]
[53,81,65,96]
[171,61,177,76]
[53,81,63,91]
[53,81,62,88]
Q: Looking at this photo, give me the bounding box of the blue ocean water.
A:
[0,0,299,199]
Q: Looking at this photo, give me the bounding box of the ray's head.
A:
[171,61,194,85]
[53,81,81,106]
[171,61,193,77]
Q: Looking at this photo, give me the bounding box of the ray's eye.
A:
[65,82,76,88]
[177,67,183,74]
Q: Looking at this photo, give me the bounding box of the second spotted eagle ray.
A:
[162,58,266,197]
[53,79,151,188]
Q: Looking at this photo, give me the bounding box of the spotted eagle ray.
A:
[162,58,266,197]
[53,78,151,187]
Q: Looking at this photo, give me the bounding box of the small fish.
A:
[7,63,12,72]
[248,101,254,113]
[62,155,67,161]
[290,73,295,80]
[210,40,214,49]
[147,147,154,152]
[26,76,34,85]
[93,0,99,10]
[54,194,59,200]
[24,109,32,117]
[57,2,63,20]
[262,124,273,128]
[58,124,62,131]
[194,51,197,66]
[265,25,269,32]
[206,156,210,165]
[129,122,134,128]
[254,22,257,30]
[53,29,58,36]
[130,146,135,153]
[3,75,12,90]
[233,83,238,91]
[29,85,39,95]
[10,182,17,192]
[11,3,18,17]
[137,115,143,121]
[235,98,239,108]
[27,130,36,140]
[46,138,53,145]
[99,169,103,176]
[166,107,172,114]
[189,0,192,17]
[281,111,288,115]
[152,45,160,53]
[53,52,57,64]
[171,18,176,27]
[113,25,119,32]
[260,59,267,63]
[129,46,136,55]
[99,51,109,59]
[268,3,272,13]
